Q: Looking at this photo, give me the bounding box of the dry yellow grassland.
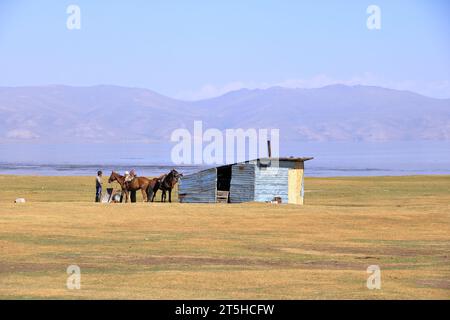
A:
[0,175,449,299]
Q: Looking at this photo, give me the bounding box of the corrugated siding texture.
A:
[254,167,289,203]
[178,168,217,203]
[230,164,255,203]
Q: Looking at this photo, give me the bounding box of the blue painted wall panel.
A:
[254,167,289,203]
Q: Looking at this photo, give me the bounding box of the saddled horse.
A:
[108,171,153,202]
[150,169,183,203]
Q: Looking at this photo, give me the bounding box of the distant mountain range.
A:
[0,84,449,143]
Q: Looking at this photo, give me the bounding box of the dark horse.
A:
[108,171,153,202]
[150,169,183,202]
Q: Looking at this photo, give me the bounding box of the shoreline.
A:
[1,173,450,178]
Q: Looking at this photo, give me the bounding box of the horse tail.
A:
[147,180,159,202]
[149,183,153,202]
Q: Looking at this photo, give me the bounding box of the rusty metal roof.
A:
[250,157,314,162]
[212,156,314,170]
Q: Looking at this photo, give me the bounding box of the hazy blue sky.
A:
[0,0,449,99]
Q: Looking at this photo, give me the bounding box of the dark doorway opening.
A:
[216,165,232,203]
[217,165,232,191]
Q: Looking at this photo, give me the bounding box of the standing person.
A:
[95,171,103,202]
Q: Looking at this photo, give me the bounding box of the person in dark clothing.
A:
[95,170,103,202]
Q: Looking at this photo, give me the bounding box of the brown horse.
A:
[151,169,183,202]
[108,171,153,202]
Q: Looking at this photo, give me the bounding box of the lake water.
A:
[0,141,449,177]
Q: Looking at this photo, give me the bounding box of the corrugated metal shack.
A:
[178,157,313,205]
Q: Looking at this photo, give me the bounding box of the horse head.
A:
[169,169,183,184]
[108,171,117,183]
